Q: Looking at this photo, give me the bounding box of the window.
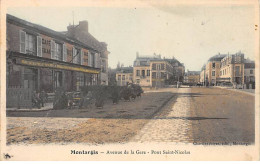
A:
[142,70,145,77]
[152,72,156,78]
[55,43,62,61]
[122,75,125,80]
[25,33,36,55]
[51,41,67,61]
[152,64,156,70]
[212,71,215,76]
[118,75,121,81]
[76,72,84,91]
[157,64,161,70]
[147,70,150,76]
[250,70,253,74]
[101,59,107,73]
[235,66,240,76]
[54,71,62,89]
[212,63,215,68]
[136,70,140,76]
[161,64,165,70]
[74,48,81,64]
[220,71,222,76]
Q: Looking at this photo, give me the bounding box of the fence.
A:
[6,87,33,108]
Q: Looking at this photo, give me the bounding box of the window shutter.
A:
[51,40,55,59]
[95,53,99,68]
[63,44,67,62]
[37,36,42,57]
[81,49,84,65]
[19,30,26,53]
[72,47,76,63]
[88,52,92,66]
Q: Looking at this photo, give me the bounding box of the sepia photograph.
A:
[0,0,259,161]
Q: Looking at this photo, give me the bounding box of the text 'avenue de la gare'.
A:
[71,150,191,155]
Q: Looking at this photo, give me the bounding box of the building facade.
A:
[6,14,107,94]
[133,53,175,88]
[116,67,133,86]
[218,53,245,86]
[184,71,200,85]
[65,21,109,85]
[204,54,226,86]
[244,63,255,89]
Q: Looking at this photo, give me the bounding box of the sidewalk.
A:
[214,86,255,96]
[7,103,53,112]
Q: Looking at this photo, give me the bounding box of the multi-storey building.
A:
[65,22,109,85]
[244,62,255,89]
[116,67,133,86]
[165,57,185,83]
[218,52,245,86]
[205,54,226,86]
[6,14,108,94]
[133,53,175,88]
[184,71,200,85]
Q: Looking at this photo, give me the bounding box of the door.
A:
[54,71,62,89]
[24,68,38,91]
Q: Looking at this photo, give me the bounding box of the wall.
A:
[7,22,91,67]
[133,66,151,87]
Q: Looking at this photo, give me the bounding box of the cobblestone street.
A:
[132,87,193,143]
[6,87,255,145]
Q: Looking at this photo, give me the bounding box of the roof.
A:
[186,71,200,75]
[117,67,133,73]
[7,14,100,53]
[208,54,227,62]
[244,63,255,69]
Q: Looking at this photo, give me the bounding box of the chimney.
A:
[67,24,75,38]
[79,20,88,33]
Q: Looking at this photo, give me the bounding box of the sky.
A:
[7,3,257,71]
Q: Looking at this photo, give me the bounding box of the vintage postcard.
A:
[0,0,259,161]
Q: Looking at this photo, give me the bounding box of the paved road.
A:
[132,87,255,145]
[132,87,193,143]
[6,87,255,145]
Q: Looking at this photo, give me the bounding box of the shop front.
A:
[7,52,100,93]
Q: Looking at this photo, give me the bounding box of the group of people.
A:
[32,90,48,109]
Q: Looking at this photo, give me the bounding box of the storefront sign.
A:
[17,59,100,74]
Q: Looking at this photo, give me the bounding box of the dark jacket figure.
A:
[32,91,41,109]
[39,90,48,107]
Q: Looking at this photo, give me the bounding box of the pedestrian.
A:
[39,90,47,107]
[32,90,41,109]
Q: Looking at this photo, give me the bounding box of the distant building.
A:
[116,67,133,86]
[164,58,185,83]
[244,62,255,89]
[205,54,226,86]
[218,52,245,86]
[184,70,200,85]
[133,53,180,88]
